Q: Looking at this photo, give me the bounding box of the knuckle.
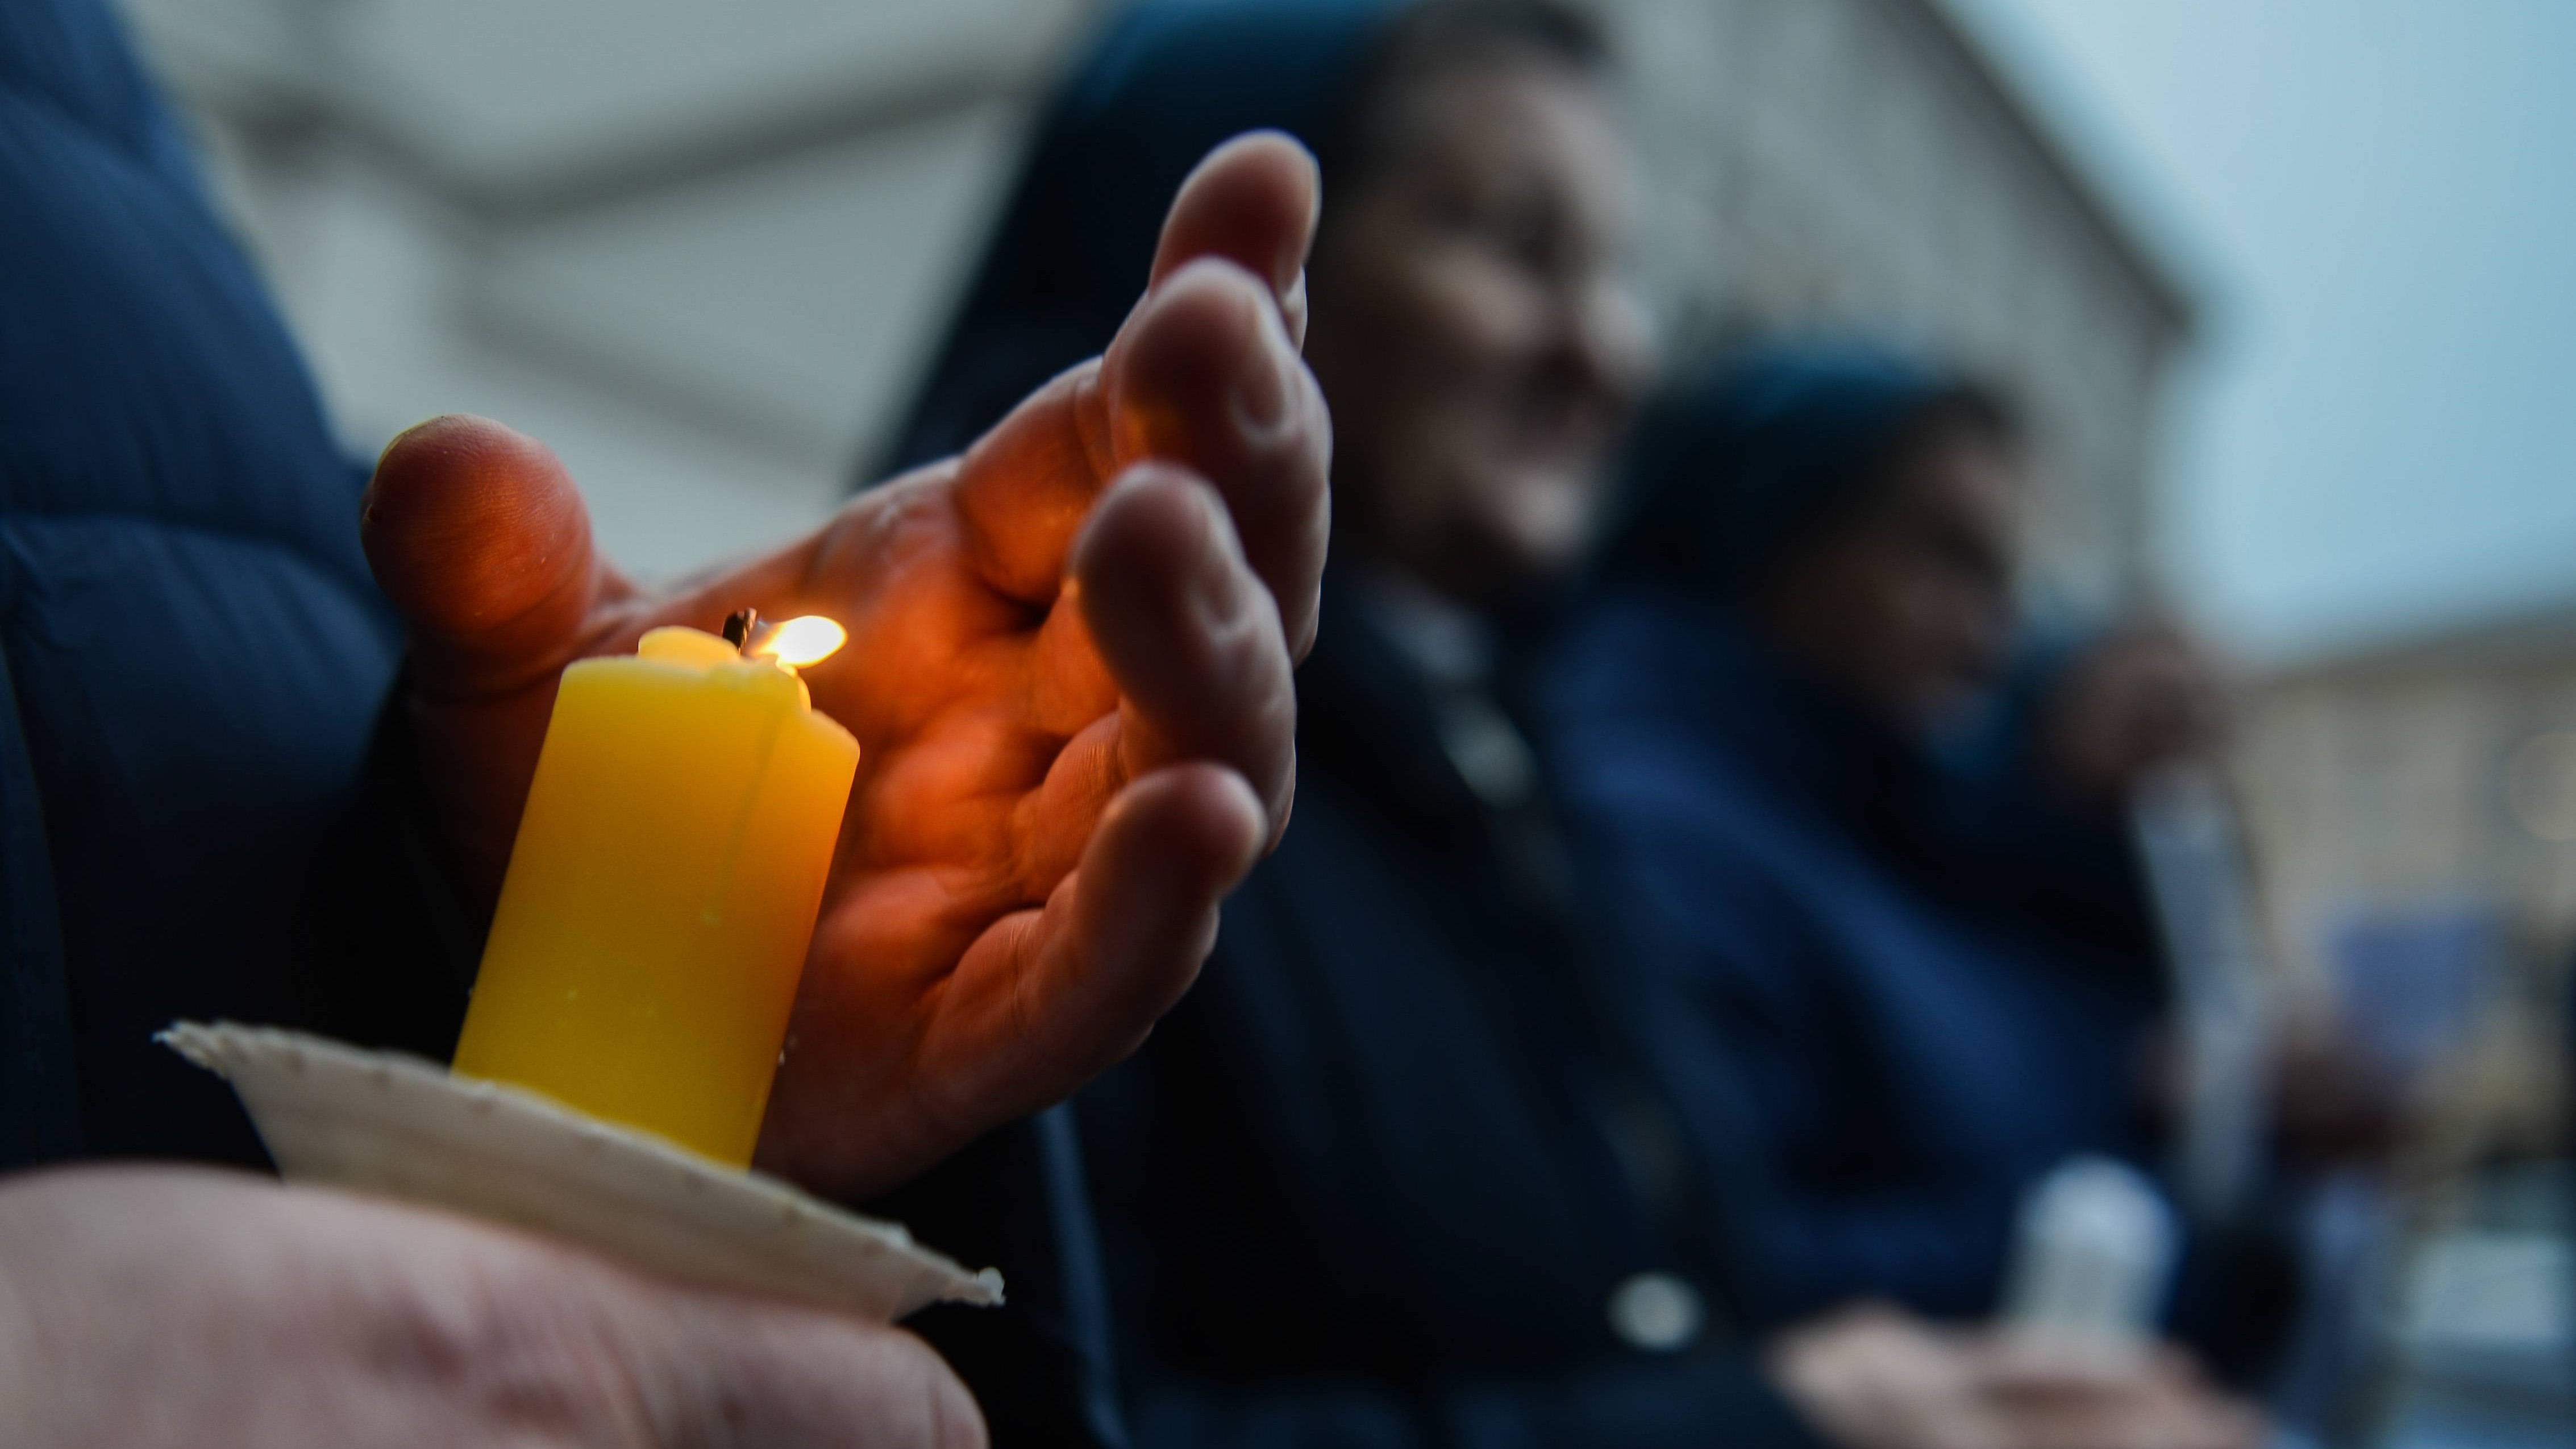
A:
[375,1254,654,1442]
[750,1318,988,1449]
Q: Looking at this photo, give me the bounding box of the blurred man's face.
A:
[1303,57,1649,608]
[1753,426,2025,735]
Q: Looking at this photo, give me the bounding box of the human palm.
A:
[361,135,1327,1199]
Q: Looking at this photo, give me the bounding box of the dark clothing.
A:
[1534,589,2171,1326]
[1078,585,1819,1448]
[886,3,1825,1441]
[1,0,401,1169]
[1549,347,2308,1370]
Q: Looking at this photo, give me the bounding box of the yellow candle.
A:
[451,621,859,1165]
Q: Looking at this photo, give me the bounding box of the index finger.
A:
[655,1293,985,1448]
[948,134,1321,604]
[1147,131,1320,347]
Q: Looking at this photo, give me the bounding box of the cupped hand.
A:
[1963,1331,2264,1449]
[359,134,1329,1199]
[1767,1304,2262,1449]
[0,1166,980,1448]
[2042,619,2227,808]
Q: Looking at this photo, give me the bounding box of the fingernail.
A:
[1280,269,1310,352]
[1292,143,1322,265]
[1232,312,1295,436]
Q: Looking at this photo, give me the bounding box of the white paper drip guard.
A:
[161,1021,1001,1323]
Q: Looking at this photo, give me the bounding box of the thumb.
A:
[361,414,614,701]
[649,1297,987,1449]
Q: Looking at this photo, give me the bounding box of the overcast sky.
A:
[1946,0,2576,664]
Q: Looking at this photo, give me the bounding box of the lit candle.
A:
[450,615,859,1165]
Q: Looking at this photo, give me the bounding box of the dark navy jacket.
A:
[1533,586,2176,1327]
[1,0,402,1170]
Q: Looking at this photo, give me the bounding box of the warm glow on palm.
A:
[361,134,1329,1201]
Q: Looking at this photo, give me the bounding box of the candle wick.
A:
[722,609,758,651]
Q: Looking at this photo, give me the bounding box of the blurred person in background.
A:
[888,2,2263,1445]
[1,0,1336,1439]
[1536,347,2372,1386]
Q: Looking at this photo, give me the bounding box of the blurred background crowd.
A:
[90,0,2576,1443]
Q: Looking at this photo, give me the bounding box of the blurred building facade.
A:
[113,0,1098,576]
[115,0,2188,605]
[2236,615,2576,1152]
[1601,0,2191,610]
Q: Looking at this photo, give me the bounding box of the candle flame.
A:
[751,615,847,669]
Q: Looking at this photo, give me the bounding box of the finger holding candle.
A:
[653,1285,988,1448]
[362,416,636,688]
[0,1165,985,1448]
[362,416,649,896]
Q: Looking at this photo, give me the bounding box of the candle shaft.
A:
[451,628,858,1165]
